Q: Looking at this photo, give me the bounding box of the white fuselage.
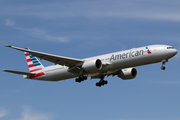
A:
[26,45,177,81]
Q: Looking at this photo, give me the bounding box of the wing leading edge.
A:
[4,45,84,67]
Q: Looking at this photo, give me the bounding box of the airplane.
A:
[3,44,178,87]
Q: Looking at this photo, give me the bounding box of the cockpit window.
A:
[167,47,174,49]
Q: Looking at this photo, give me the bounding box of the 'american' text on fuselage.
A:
[110,50,144,61]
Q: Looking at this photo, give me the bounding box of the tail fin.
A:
[24,48,44,73]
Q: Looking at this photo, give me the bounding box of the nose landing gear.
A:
[161,59,168,70]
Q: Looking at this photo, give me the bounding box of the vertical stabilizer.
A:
[24,48,44,73]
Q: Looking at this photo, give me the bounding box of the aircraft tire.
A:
[84,76,87,80]
[75,78,81,83]
[100,81,104,85]
[161,66,166,70]
[104,80,108,84]
[96,83,101,87]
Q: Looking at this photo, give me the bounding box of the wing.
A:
[4,45,84,67]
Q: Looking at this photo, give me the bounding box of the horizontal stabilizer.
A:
[3,70,35,75]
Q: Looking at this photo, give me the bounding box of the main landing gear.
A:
[96,76,108,87]
[75,70,108,87]
[75,76,87,83]
[161,59,168,70]
[75,70,88,83]
[96,80,108,87]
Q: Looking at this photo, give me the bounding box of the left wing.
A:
[4,45,84,67]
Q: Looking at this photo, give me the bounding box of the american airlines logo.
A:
[110,49,144,61]
[146,47,152,54]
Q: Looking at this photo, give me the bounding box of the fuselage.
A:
[25,45,178,81]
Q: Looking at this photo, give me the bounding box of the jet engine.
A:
[82,59,102,72]
[118,68,137,80]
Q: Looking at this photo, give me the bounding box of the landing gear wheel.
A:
[96,83,101,87]
[80,76,84,81]
[84,76,87,80]
[75,78,81,83]
[104,80,108,84]
[161,66,166,70]
[100,81,105,85]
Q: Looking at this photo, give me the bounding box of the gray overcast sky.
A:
[1,0,180,120]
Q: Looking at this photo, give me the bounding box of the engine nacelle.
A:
[118,68,137,80]
[82,59,102,72]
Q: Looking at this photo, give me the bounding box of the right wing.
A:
[4,45,84,67]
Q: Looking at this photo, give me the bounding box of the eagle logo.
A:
[146,47,152,54]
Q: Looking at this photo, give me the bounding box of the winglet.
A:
[3,45,12,47]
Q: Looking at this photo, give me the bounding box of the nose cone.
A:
[174,49,178,55]
[170,48,178,57]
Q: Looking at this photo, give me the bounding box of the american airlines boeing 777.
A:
[3,45,178,87]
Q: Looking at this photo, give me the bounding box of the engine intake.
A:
[118,68,137,80]
[82,59,102,72]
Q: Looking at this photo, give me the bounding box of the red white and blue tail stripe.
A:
[24,48,44,73]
